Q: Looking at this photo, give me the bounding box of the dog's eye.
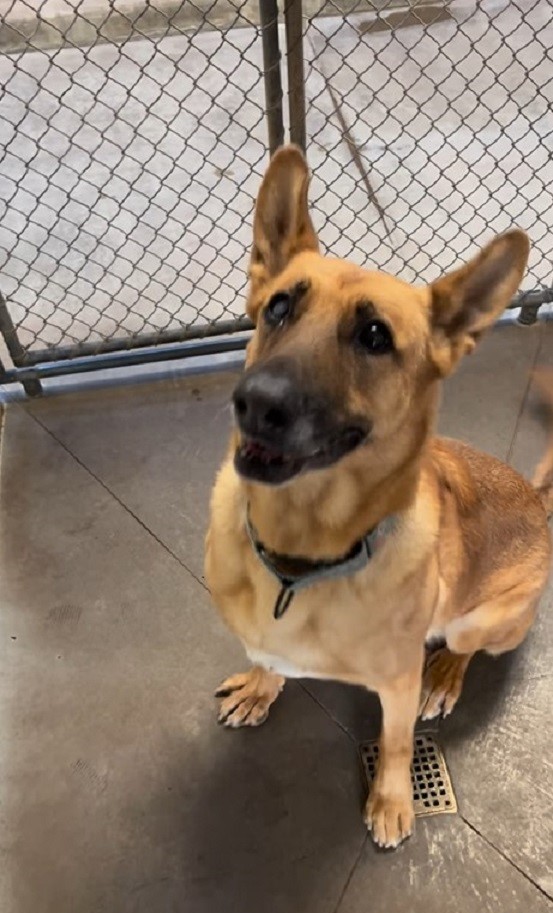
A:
[264,292,291,327]
[357,320,394,355]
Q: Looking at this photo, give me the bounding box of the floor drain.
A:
[360,732,458,817]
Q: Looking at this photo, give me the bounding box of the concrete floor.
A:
[0,319,552,913]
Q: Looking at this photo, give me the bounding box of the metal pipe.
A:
[4,333,250,385]
[23,315,254,367]
[284,0,306,151]
[259,0,285,154]
[0,354,8,386]
[513,286,553,325]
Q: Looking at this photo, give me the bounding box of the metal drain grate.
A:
[360,733,457,817]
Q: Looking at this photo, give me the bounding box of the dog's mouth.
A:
[234,426,368,485]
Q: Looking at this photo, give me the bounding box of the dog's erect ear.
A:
[428,230,529,376]
[247,145,319,321]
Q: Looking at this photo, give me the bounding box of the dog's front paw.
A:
[215,667,285,728]
[364,789,414,849]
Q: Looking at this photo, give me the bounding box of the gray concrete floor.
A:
[0,320,552,913]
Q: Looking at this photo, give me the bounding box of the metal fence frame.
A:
[1,0,551,396]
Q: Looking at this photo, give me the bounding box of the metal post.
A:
[259,0,285,155]
[515,287,553,326]
[0,353,8,387]
[284,0,306,152]
[0,292,42,396]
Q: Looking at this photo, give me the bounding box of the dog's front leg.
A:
[365,661,423,849]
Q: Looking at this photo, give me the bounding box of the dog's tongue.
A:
[244,440,283,463]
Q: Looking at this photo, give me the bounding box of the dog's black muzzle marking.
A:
[233,358,369,485]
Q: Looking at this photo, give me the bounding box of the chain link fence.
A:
[0,0,551,392]
[0,0,269,391]
[304,0,553,301]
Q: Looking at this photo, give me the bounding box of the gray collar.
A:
[246,509,393,619]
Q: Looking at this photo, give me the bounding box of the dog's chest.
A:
[245,646,323,679]
[208,466,438,685]
[238,559,426,686]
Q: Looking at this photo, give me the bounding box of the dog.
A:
[204,145,552,849]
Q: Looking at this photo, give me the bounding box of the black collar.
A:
[246,510,392,619]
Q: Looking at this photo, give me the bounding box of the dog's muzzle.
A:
[232,358,369,485]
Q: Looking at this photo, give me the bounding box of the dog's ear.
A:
[247,145,319,321]
[428,230,529,376]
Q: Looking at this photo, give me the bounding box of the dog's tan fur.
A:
[532,366,553,515]
[205,146,552,848]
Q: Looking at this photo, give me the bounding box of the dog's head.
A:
[233,146,529,486]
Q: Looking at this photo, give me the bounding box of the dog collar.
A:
[246,509,393,619]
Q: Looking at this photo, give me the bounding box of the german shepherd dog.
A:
[205,146,552,848]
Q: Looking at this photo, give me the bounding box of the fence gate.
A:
[0,0,551,394]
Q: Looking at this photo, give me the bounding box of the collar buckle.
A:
[273,583,295,619]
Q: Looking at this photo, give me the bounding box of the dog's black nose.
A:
[233,366,296,439]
